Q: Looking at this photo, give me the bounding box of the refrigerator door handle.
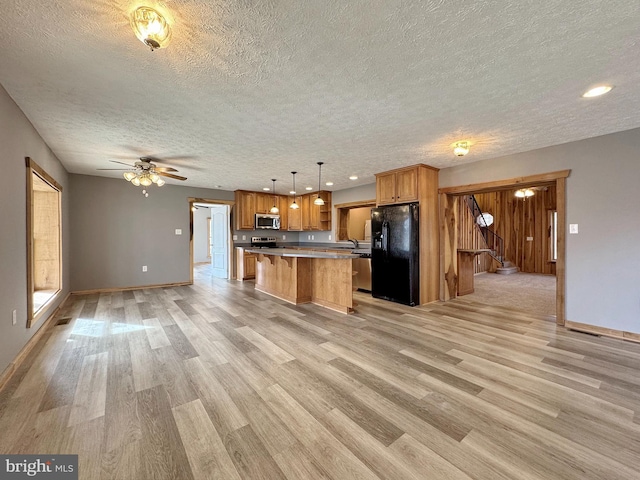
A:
[382,220,390,260]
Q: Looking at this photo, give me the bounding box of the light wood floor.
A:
[1,266,640,479]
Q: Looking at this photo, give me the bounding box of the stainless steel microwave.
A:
[255,213,280,230]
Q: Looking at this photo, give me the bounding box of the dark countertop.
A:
[244,248,360,259]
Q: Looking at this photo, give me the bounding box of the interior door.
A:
[210,205,230,278]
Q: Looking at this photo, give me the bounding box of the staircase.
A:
[465,195,517,275]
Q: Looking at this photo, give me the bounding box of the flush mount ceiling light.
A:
[349,175,358,180]
[262,187,271,191]
[289,172,299,209]
[270,179,279,214]
[314,162,325,206]
[453,141,470,157]
[515,188,535,198]
[131,6,171,51]
[582,85,613,98]
[325,181,333,186]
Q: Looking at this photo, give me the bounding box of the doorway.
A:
[439,170,569,325]
[189,198,234,283]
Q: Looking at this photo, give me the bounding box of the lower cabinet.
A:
[236,247,256,280]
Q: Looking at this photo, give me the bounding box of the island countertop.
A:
[245,247,360,259]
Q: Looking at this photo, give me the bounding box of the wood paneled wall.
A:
[474,186,557,275]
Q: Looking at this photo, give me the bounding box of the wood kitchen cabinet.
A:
[287,196,302,230]
[256,193,275,214]
[375,166,418,205]
[236,247,256,280]
[234,189,331,231]
[234,191,256,230]
[374,163,440,305]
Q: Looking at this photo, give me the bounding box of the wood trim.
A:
[374,163,440,177]
[26,157,63,327]
[333,199,377,209]
[438,170,570,195]
[25,157,63,191]
[555,177,566,326]
[0,292,70,392]
[565,320,640,344]
[71,282,191,296]
[439,170,569,323]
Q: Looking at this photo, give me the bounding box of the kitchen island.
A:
[245,248,360,314]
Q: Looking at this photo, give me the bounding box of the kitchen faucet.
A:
[348,238,359,248]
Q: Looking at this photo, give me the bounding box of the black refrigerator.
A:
[371,203,420,306]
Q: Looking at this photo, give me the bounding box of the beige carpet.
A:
[465,272,556,318]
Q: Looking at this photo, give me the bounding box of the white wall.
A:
[440,128,640,333]
[193,207,210,263]
[0,84,70,374]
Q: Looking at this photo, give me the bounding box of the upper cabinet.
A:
[375,166,418,205]
[235,191,256,230]
[234,190,331,231]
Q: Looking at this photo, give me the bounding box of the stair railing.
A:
[465,195,505,267]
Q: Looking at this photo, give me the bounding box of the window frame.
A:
[26,157,63,327]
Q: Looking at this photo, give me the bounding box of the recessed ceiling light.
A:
[289,190,296,195]
[305,186,313,191]
[262,187,270,191]
[582,85,613,98]
[349,175,358,180]
[325,181,334,186]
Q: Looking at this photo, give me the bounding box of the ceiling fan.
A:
[98,157,187,186]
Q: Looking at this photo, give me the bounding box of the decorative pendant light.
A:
[313,162,325,206]
[270,179,279,214]
[289,172,299,209]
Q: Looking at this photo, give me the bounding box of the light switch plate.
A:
[569,224,579,234]
[175,229,182,235]
[282,235,286,240]
[242,235,246,240]
[142,266,147,272]
[232,235,237,241]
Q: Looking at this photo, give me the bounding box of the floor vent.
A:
[55,316,72,326]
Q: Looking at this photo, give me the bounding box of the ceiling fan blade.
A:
[154,167,179,172]
[158,172,187,181]
[109,160,135,167]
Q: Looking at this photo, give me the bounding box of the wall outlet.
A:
[311,235,315,240]
[307,234,311,240]
[12,309,17,326]
[142,266,148,272]
[242,235,246,240]
[569,224,579,234]
[282,234,286,240]
[328,235,331,240]
[175,229,182,235]
[232,234,238,241]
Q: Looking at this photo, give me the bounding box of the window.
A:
[26,157,62,327]
[549,210,558,261]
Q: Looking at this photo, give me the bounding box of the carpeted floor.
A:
[466,272,556,318]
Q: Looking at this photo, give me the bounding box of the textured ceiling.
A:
[1,1,640,192]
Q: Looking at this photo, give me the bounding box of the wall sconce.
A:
[131,6,171,51]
